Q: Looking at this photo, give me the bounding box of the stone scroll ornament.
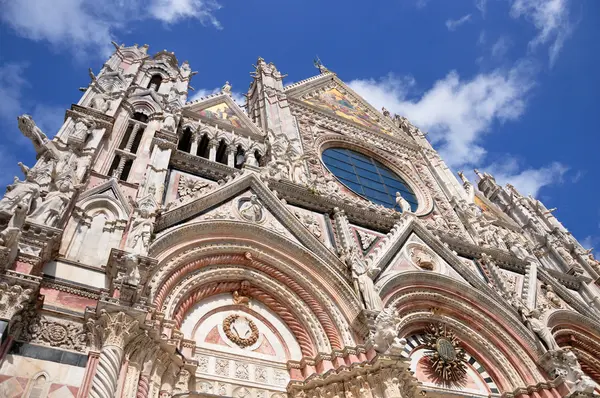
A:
[223,314,259,348]
[422,323,468,388]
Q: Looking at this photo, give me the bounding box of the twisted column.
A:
[88,311,139,398]
[136,374,149,398]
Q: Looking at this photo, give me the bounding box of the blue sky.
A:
[0,0,598,252]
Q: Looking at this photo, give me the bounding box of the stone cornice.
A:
[169,149,238,181]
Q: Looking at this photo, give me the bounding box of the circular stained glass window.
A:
[322,147,418,212]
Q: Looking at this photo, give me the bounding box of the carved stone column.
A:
[226,147,235,168]
[189,131,200,155]
[208,141,218,162]
[87,310,140,398]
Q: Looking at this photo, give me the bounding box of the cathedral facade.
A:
[0,43,599,398]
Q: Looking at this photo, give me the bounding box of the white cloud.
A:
[348,63,567,197]
[486,157,568,196]
[349,61,536,168]
[1,0,224,59]
[510,0,573,66]
[189,87,246,109]
[445,14,472,31]
[478,30,487,46]
[475,0,487,16]
[0,62,29,122]
[150,0,222,28]
[581,235,600,257]
[491,36,511,58]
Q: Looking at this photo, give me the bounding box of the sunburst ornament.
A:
[422,323,468,387]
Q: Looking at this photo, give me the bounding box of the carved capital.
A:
[87,310,139,350]
[0,282,35,321]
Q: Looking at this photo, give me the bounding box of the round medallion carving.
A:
[223,314,259,348]
[408,244,436,270]
[47,324,68,344]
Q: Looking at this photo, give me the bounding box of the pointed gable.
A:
[303,87,385,132]
[286,74,397,135]
[184,93,263,137]
[198,102,243,129]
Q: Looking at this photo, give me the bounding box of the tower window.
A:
[133,112,149,123]
[197,134,210,158]
[148,74,163,92]
[322,147,418,212]
[234,146,245,169]
[108,155,121,177]
[178,128,192,152]
[120,159,134,181]
[216,140,228,165]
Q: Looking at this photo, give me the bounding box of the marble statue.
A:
[222,81,232,93]
[28,171,76,226]
[69,118,96,148]
[543,284,562,308]
[126,209,154,255]
[345,247,383,311]
[17,114,50,156]
[0,202,28,250]
[521,308,561,351]
[162,114,177,131]
[458,171,475,202]
[123,253,141,285]
[372,307,406,355]
[90,92,110,113]
[395,192,412,213]
[0,170,40,214]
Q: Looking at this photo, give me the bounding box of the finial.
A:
[474,169,484,179]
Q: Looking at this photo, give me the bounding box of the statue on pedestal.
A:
[17,114,50,157]
[395,192,412,213]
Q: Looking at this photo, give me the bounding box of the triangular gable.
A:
[367,215,493,294]
[184,191,301,245]
[183,93,264,137]
[155,173,341,268]
[78,178,131,216]
[286,74,399,136]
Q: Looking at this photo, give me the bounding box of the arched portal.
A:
[549,310,600,386]
[379,271,547,395]
[147,220,363,395]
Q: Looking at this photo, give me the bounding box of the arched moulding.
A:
[403,333,500,396]
[315,134,434,216]
[123,97,163,120]
[182,293,305,361]
[548,310,600,381]
[162,264,331,356]
[148,220,361,346]
[144,65,177,82]
[381,271,545,392]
